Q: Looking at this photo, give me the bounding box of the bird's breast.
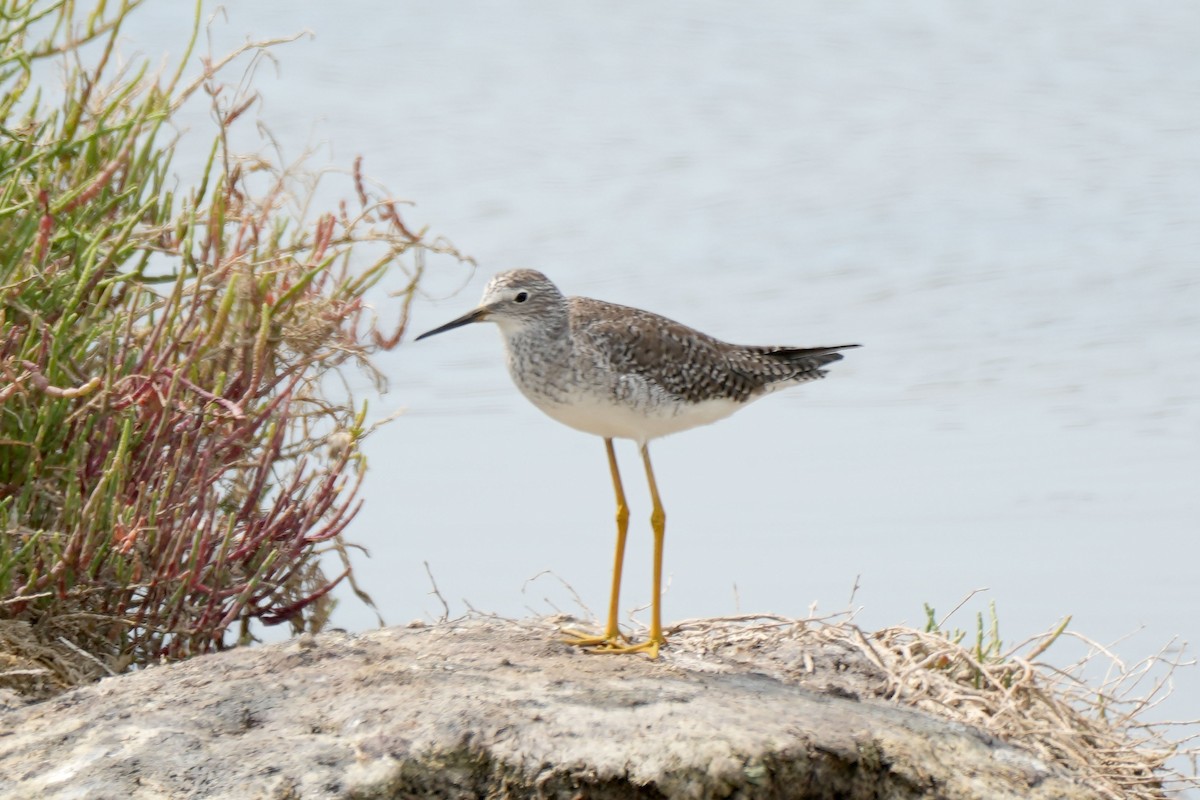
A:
[518,380,747,444]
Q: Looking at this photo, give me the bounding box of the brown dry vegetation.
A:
[663,611,1198,800]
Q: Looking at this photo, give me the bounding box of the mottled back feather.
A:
[569,297,857,404]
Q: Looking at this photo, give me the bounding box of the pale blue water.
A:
[111,0,1199,776]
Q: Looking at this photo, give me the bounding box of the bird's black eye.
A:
[514,291,529,303]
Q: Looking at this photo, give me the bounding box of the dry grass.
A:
[0,619,109,698]
[663,610,1197,800]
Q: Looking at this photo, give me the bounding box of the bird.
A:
[416,269,857,658]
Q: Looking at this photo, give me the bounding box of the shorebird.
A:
[416,270,857,657]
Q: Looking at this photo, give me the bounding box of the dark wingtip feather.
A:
[753,343,859,371]
[769,344,860,367]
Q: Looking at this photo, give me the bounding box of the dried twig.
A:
[423,561,450,623]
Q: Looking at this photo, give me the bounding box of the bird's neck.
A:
[502,317,571,362]
[500,316,574,405]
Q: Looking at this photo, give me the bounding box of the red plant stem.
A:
[259,567,350,626]
[159,368,245,419]
[61,131,138,213]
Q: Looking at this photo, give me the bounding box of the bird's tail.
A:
[768,344,860,368]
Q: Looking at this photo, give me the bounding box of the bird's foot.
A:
[562,628,663,659]
[561,627,628,648]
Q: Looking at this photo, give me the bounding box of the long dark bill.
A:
[414,307,489,341]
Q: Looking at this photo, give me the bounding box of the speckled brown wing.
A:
[723,345,855,396]
[569,297,857,404]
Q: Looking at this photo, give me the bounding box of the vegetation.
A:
[669,604,1197,800]
[1,0,464,695]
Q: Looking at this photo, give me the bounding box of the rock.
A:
[0,617,1101,799]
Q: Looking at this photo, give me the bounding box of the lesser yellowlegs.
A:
[416,270,858,657]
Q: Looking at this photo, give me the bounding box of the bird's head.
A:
[416,269,565,340]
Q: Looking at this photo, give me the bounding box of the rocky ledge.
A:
[0,617,1102,799]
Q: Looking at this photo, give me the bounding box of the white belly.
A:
[530,394,747,445]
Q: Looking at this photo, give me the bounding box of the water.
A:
[113,0,1199,769]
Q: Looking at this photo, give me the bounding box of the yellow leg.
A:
[640,443,667,655]
[564,442,666,658]
[563,438,631,649]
